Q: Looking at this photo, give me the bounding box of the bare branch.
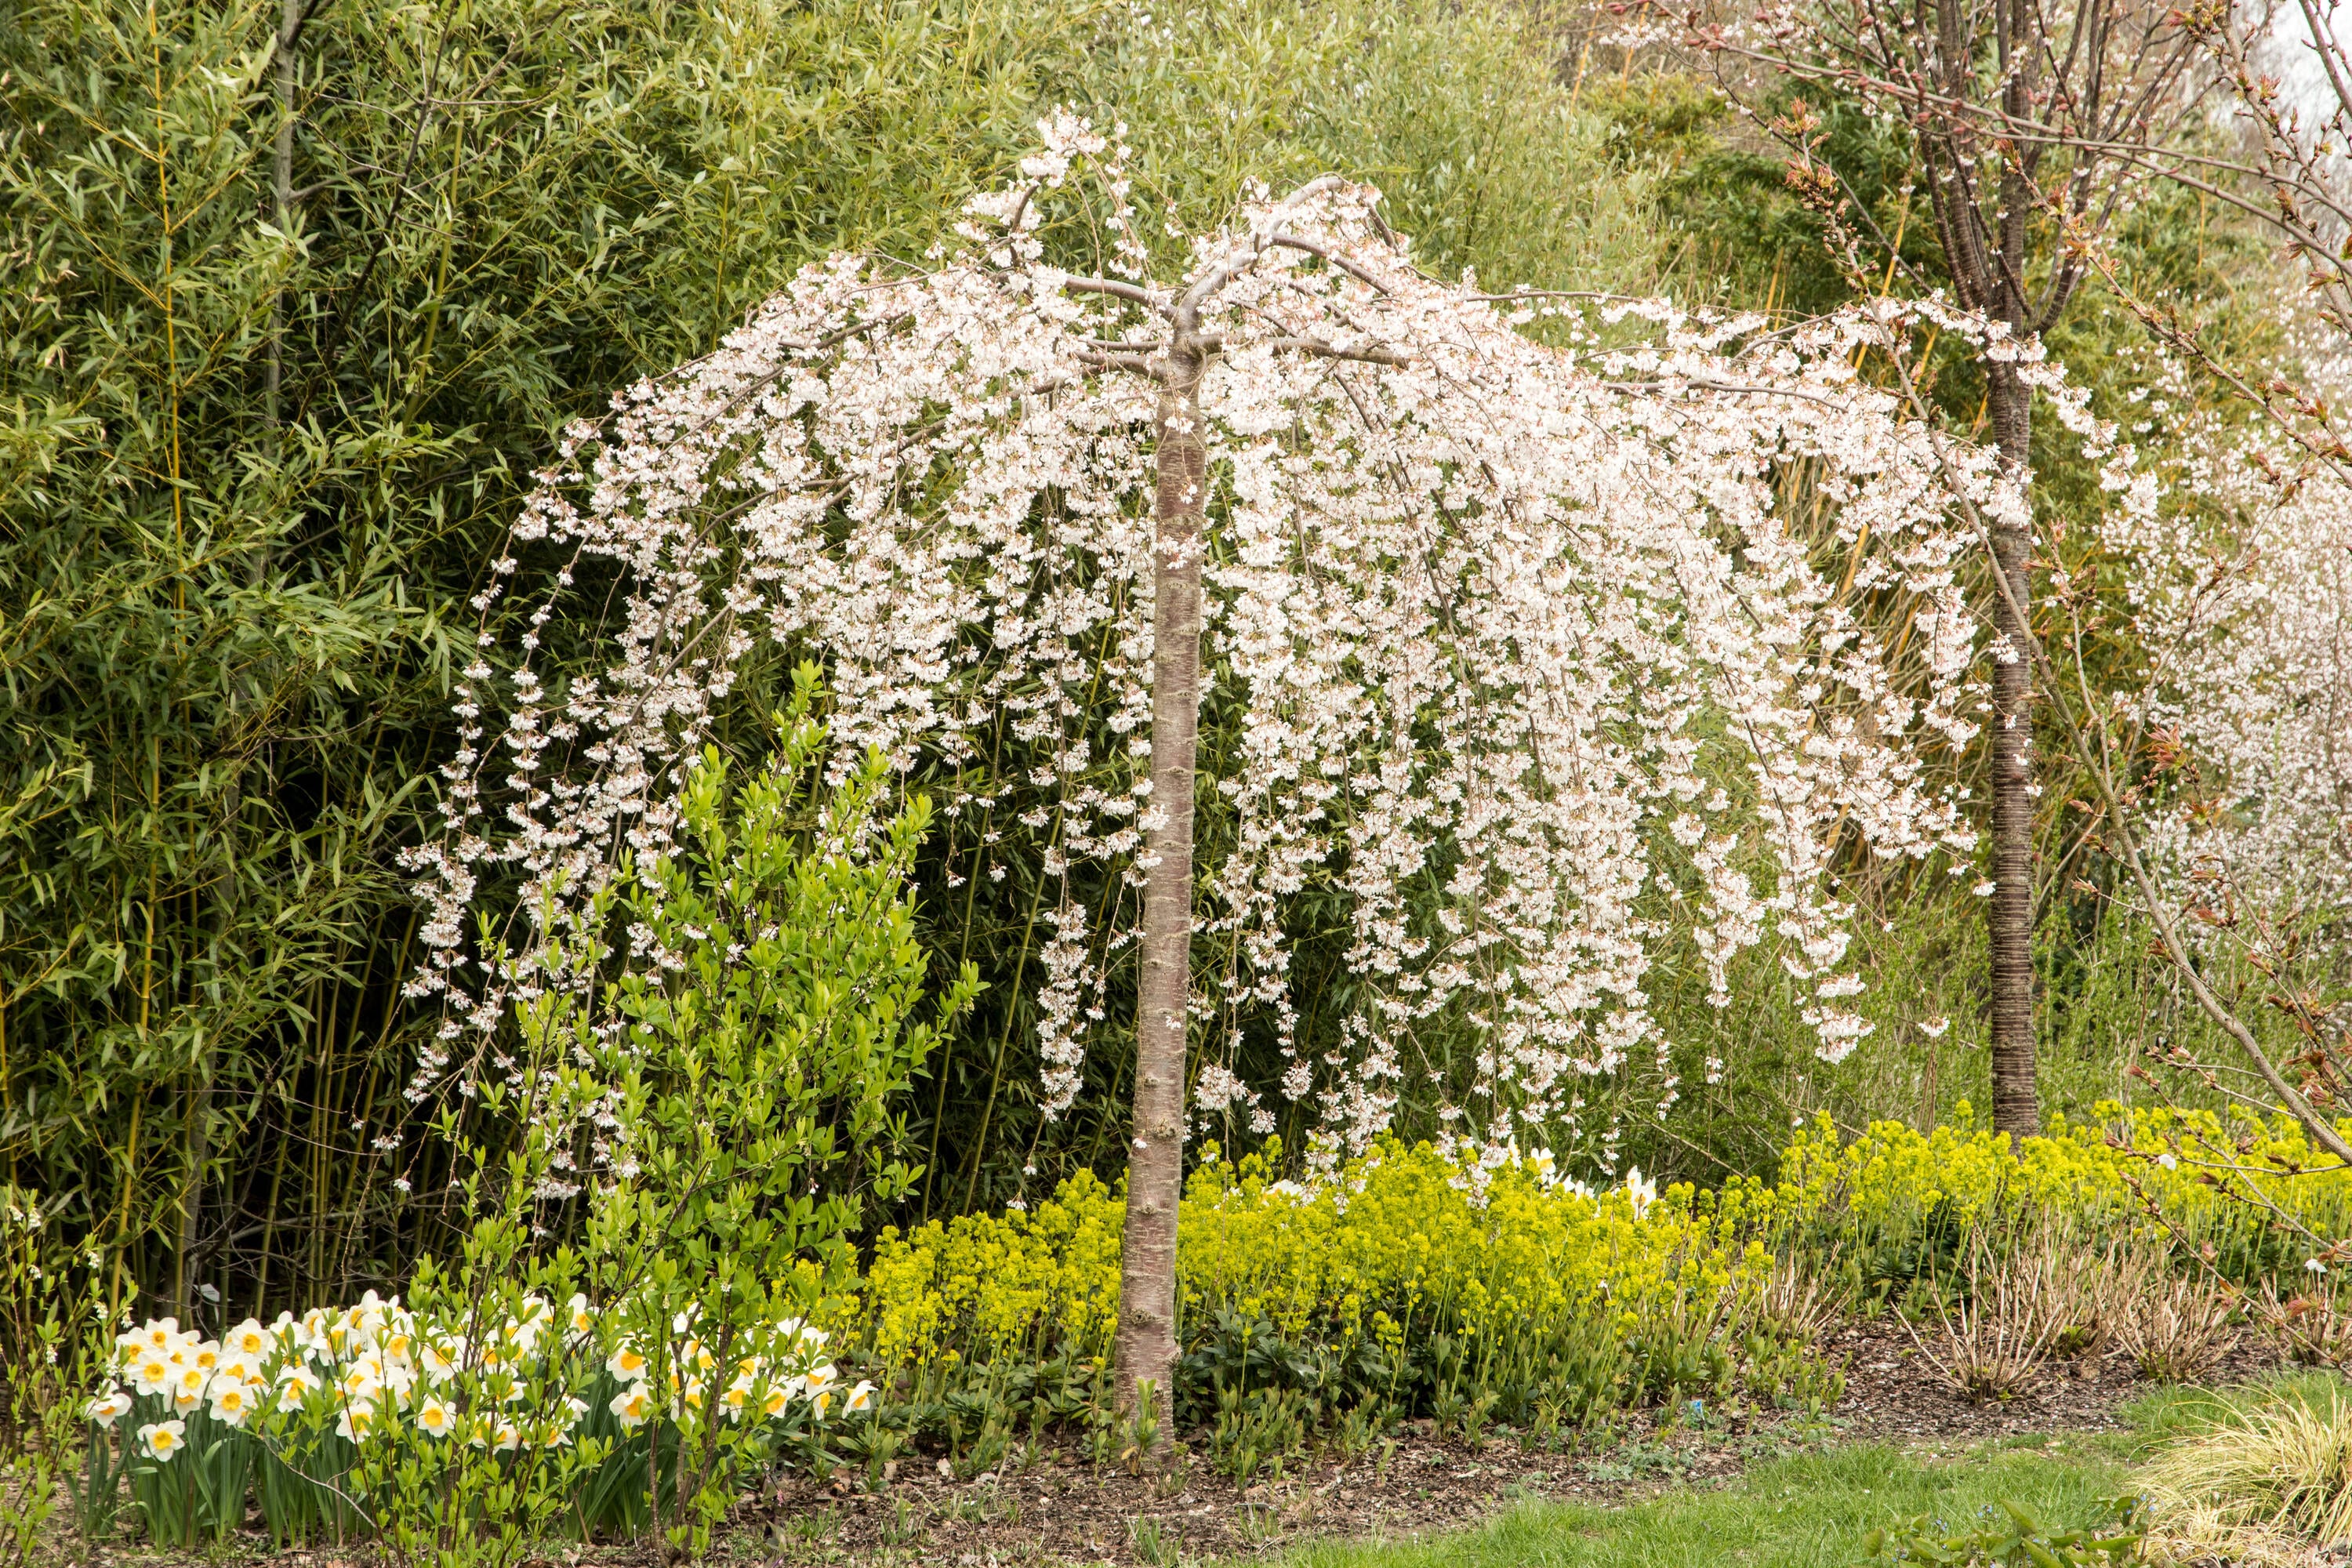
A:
[1268,233,1392,295]
[1059,274,1166,312]
[1258,335,1410,365]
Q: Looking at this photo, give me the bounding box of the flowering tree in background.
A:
[1697,0,2200,1140]
[2081,5,2352,1185]
[2123,0,2352,472]
[2077,348,2352,1160]
[410,116,2015,1432]
[2122,419,2352,917]
[1695,0,2352,1173]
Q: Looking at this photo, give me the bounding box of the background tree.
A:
[2128,0,2352,468]
[1701,0,2199,1138]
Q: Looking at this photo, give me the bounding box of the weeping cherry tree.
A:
[408,116,2011,1430]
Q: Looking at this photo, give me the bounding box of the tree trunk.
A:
[266,0,297,428]
[1115,350,1207,1445]
[175,1056,212,1323]
[1987,361,2038,1143]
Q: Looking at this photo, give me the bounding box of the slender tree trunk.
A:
[175,1058,211,1323]
[265,0,297,429]
[1987,361,2038,1142]
[1115,350,1207,1443]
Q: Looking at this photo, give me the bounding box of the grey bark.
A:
[1113,347,1207,1440]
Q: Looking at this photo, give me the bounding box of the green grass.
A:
[1276,1433,2140,1568]
[1278,1378,2352,1567]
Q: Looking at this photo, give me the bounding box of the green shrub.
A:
[576,687,977,1555]
[0,1194,111,1567]
[66,689,972,1561]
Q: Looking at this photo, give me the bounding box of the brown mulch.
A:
[1821,1316,2278,1446]
[750,1424,1751,1568]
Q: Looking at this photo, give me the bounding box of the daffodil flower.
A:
[171,1364,210,1412]
[275,1367,323,1414]
[223,1318,274,1359]
[129,1354,173,1397]
[609,1382,652,1429]
[139,1420,186,1461]
[208,1378,258,1427]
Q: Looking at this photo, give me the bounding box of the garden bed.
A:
[34,1111,2331,1566]
[45,1329,2303,1567]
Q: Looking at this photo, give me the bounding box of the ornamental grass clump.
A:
[2141,1379,2352,1565]
[1903,1236,2056,1403]
[2107,1243,2238,1384]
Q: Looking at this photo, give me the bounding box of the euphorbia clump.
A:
[411,114,2002,1172]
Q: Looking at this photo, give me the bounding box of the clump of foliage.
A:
[79,1297,861,1556]
[60,691,966,1560]
[568,686,978,1555]
[1866,1496,2146,1567]
[0,1195,111,1568]
[844,1105,2352,1464]
[1777,1106,2352,1293]
[863,1141,1785,1451]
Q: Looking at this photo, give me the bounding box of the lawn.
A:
[1279,1431,2139,1568]
[1282,1378,2352,1568]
